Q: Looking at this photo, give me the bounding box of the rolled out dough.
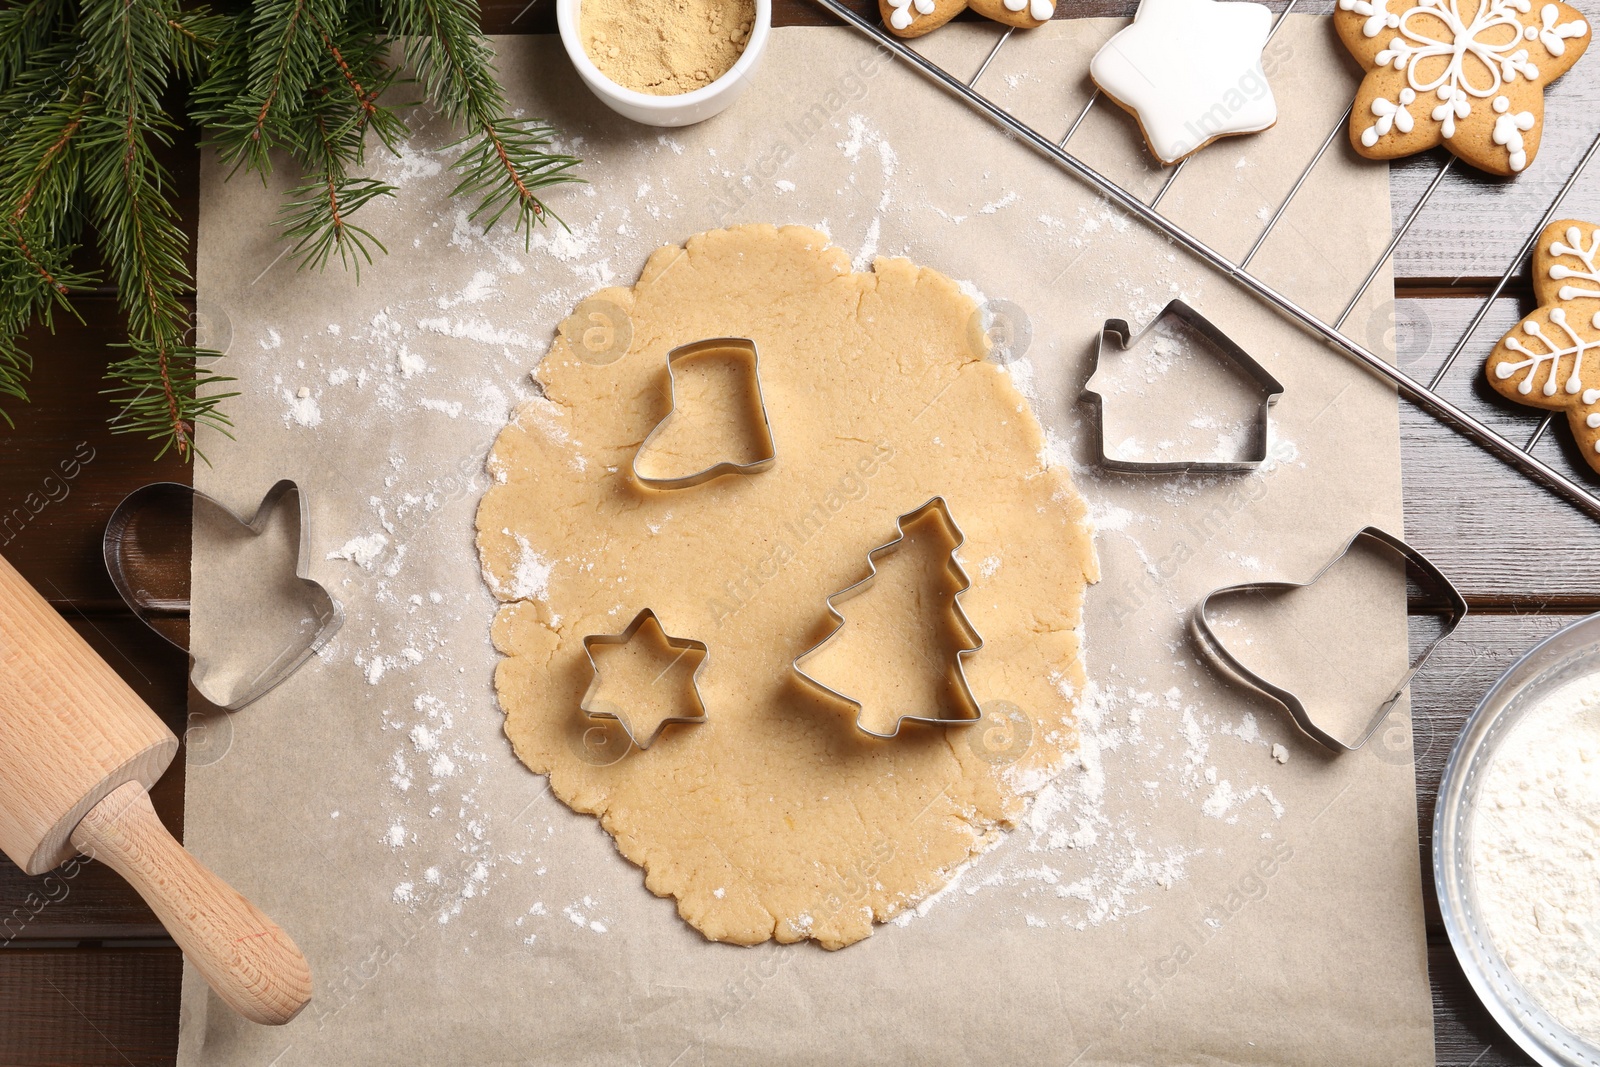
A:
[476,224,1097,948]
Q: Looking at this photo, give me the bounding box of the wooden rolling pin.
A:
[0,551,311,1025]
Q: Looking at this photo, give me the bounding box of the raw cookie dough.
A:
[476,224,1097,949]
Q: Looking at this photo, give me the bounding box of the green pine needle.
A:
[279,174,394,276]
[0,0,582,460]
[450,117,580,239]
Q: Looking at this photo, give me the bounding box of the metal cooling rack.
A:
[812,0,1600,521]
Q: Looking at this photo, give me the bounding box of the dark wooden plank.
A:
[1402,612,1579,1066]
[1391,297,1600,609]
[1431,936,1532,1066]
[0,948,180,1067]
[1408,612,1573,881]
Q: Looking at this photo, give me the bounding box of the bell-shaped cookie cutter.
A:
[632,337,777,490]
[1190,526,1467,753]
[103,480,344,711]
[579,608,709,749]
[792,496,984,739]
[1085,299,1284,473]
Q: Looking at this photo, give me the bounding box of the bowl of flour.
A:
[1436,612,1600,1067]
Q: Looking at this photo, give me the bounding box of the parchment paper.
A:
[178,22,1432,1065]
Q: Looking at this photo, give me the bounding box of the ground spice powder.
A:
[581,0,755,96]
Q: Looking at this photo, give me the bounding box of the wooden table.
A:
[3,2,1595,1062]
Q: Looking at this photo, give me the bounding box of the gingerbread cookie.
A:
[1335,0,1589,176]
[1485,219,1600,470]
[1088,0,1278,165]
[879,0,1052,38]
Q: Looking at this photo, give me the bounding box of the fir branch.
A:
[0,40,95,421]
[103,340,236,459]
[0,0,67,93]
[450,117,579,234]
[165,6,227,78]
[80,0,216,459]
[0,334,29,424]
[202,0,347,174]
[383,0,580,240]
[0,0,586,456]
[278,172,392,275]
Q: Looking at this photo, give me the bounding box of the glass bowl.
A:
[1434,610,1600,1067]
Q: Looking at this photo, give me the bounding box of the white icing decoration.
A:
[1536,3,1588,54]
[1588,412,1600,428]
[1498,306,1598,396]
[1548,225,1600,300]
[1360,0,1584,168]
[1340,0,1401,37]
[1004,0,1026,10]
[1029,0,1054,19]
[1491,94,1537,171]
[1088,0,1277,165]
[1363,87,1416,145]
[1586,388,1600,403]
[887,0,917,29]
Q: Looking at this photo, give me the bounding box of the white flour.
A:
[1473,672,1600,1043]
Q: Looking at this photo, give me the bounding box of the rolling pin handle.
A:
[70,781,313,1026]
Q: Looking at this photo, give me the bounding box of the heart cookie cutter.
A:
[103,481,343,711]
[579,608,709,749]
[632,337,777,490]
[792,496,984,739]
[1190,526,1466,752]
[1084,299,1284,474]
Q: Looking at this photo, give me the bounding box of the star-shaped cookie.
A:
[879,0,1053,39]
[1088,0,1278,165]
[1485,218,1600,471]
[1336,0,1589,176]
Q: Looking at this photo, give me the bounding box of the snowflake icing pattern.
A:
[1488,221,1600,466]
[1341,0,1588,171]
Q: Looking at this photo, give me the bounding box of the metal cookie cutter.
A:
[1190,526,1467,753]
[632,337,777,489]
[103,480,343,711]
[580,608,709,749]
[792,497,984,739]
[1084,299,1284,474]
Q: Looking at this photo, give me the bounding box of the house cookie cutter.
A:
[792,496,984,739]
[103,480,343,711]
[1190,526,1467,753]
[632,337,777,490]
[1084,299,1284,473]
[579,608,709,749]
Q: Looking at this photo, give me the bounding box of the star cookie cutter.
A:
[632,337,777,490]
[103,480,344,711]
[792,496,984,739]
[579,608,709,749]
[1190,526,1467,753]
[1084,299,1284,474]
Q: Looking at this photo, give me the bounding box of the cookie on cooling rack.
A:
[1335,0,1590,176]
[1485,219,1600,471]
[878,0,1053,38]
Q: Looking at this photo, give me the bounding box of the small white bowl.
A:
[556,0,771,127]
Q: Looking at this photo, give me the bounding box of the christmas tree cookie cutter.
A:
[1189,526,1466,753]
[103,480,343,711]
[632,337,777,490]
[792,496,985,739]
[579,608,710,749]
[1084,299,1284,474]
